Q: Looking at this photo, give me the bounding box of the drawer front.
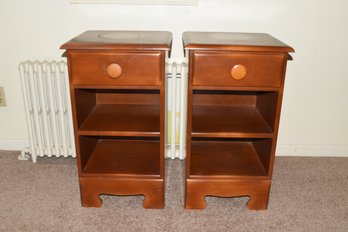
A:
[192,52,285,88]
[69,51,162,86]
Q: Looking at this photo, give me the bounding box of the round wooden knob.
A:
[231,64,247,80]
[106,63,122,79]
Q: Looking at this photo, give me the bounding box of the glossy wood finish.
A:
[184,32,293,210]
[62,31,171,208]
[106,63,122,79]
[190,140,267,177]
[192,52,286,87]
[78,104,160,137]
[185,179,271,210]
[61,30,172,51]
[74,89,160,136]
[69,51,162,86]
[191,91,276,138]
[231,64,247,80]
[80,177,164,208]
[183,32,294,53]
[192,105,273,138]
[83,138,160,176]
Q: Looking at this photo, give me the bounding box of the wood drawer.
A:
[69,51,163,86]
[192,52,286,88]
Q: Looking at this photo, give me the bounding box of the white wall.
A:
[1,0,347,156]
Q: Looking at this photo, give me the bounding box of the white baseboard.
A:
[1,139,347,157]
[276,144,348,157]
[0,139,29,151]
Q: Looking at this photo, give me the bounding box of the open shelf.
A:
[79,104,160,137]
[75,89,160,137]
[191,90,278,138]
[190,139,268,178]
[192,105,272,138]
[82,137,160,176]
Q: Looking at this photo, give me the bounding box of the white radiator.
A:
[18,59,187,162]
[166,60,188,160]
[18,61,76,163]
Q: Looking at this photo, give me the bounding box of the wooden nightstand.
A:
[183,32,294,210]
[61,31,172,208]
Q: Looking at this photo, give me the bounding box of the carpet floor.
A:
[0,151,347,232]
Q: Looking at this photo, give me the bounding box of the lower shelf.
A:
[83,138,160,176]
[190,140,268,178]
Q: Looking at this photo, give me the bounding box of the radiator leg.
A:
[18,147,30,161]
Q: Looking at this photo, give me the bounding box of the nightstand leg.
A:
[80,190,102,207]
[185,188,206,210]
[246,189,270,210]
[143,189,164,209]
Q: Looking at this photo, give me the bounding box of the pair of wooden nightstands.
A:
[61,31,293,210]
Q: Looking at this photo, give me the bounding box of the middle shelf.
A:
[75,88,161,137]
[191,90,279,138]
[79,104,160,137]
[192,105,273,138]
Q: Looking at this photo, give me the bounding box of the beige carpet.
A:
[0,151,347,232]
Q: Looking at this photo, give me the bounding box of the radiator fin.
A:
[166,61,187,160]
